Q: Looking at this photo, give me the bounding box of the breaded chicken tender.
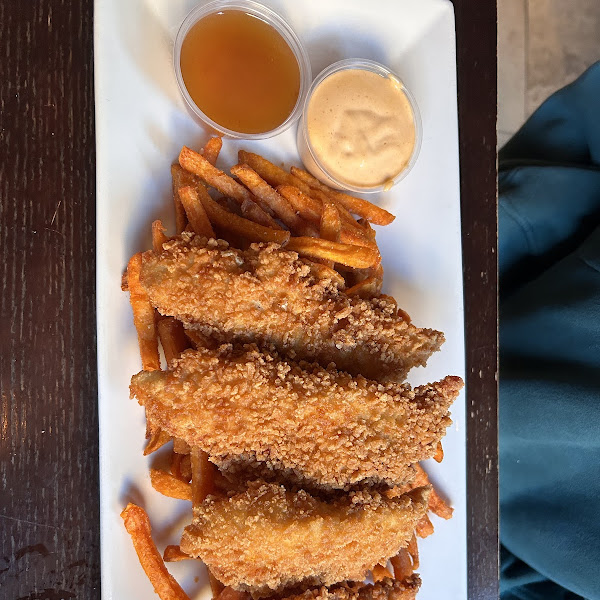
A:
[279,577,421,600]
[130,345,462,489]
[179,482,428,596]
[139,233,444,381]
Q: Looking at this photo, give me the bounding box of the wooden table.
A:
[0,1,498,598]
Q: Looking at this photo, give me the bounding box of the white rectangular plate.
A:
[95,0,466,598]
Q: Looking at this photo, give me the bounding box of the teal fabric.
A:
[500,63,600,600]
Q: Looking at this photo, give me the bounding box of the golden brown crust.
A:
[139,233,444,381]
[180,482,428,595]
[130,346,463,489]
[277,577,421,600]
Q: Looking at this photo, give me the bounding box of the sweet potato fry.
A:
[407,533,419,570]
[415,514,435,538]
[150,468,192,501]
[144,429,171,456]
[202,137,222,166]
[413,464,453,519]
[179,146,253,205]
[390,549,413,581]
[171,164,198,234]
[231,164,315,236]
[285,237,379,269]
[163,545,193,563]
[372,563,394,582]
[152,220,169,253]
[433,442,444,463]
[157,317,189,368]
[121,503,191,600]
[173,438,191,455]
[290,166,395,225]
[240,199,283,229]
[191,448,216,508]
[178,185,216,239]
[127,253,160,371]
[345,273,381,298]
[320,197,341,243]
[238,150,313,195]
[277,185,321,224]
[171,451,192,483]
[195,184,290,244]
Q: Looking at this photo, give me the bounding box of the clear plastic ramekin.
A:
[297,58,423,193]
[174,0,311,140]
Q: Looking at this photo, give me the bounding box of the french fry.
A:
[309,188,365,231]
[178,185,216,239]
[173,438,191,455]
[308,188,379,250]
[278,185,375,248]
[372,563,394,582]
[231,164,316,236]
[429,488,454,519]
[277,185,322,224]
[127,253,160,371]
[191,448,216,508]
[121,503,191,600]
[433,442,444,463]
[144,429,171,456]
[240,199,283,230]
[413,464,453,520]
[320,197,341,243]
[416,514,435,538]
[317,197,341,268]
[163,545,193,563]
[407,533,420,570]
[171,164,198,234]
[286,237,379,269]
[157,317,189,368]
[195,183,290,244]
[390,549,413,580]
[170,449,192,483]
[216,196,243,216]
[209,570,225,600]
[179,146,254,205]
[238,150,313,195]
[290,166,396,225]
[412,464,429,487]
[345,273,381,298]
[152,220,169,252]
[178,454,192,482]
[150,468,192,501]
[202,137,222,166]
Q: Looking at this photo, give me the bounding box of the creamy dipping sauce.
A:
[306,69,416,189]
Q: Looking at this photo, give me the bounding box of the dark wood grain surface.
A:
[0,1,498,599]
[453,1,499,599]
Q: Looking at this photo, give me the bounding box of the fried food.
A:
[121,503,191,600]
[279,577,421,600]
[130,345,462,489]
[179,482,428,595]
[138,233,444,381]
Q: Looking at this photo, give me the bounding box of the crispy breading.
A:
[179,482,428,596]
[278,577,421,600]
[139,233,444,381]
[130,345,462,489]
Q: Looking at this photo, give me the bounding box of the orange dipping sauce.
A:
[180,10,301,134]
